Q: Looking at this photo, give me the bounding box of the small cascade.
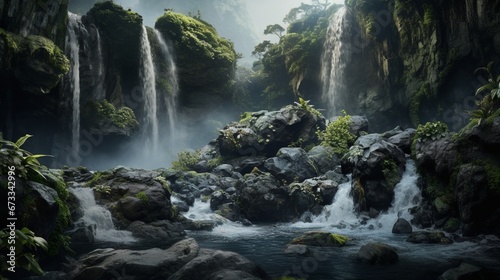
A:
[70,188,135,242]
[320,7,354,116]
[154,29,180,147]
[139,25,159,153]
[66,13,82,155]
[302,160,421,231]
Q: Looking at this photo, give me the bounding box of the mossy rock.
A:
[82,100,139,136]
[155,11,237,90]
[290,231,349,247]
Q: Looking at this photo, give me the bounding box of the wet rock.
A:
[387,128,416,154]
[168,248,270,280]
[392,218,413,234]
[357,242,398,265]
[181,219,218,231]
[126,220,185,240]
[290,231,349,247]
[284,244,310,256]
[263,147,318,183]
[210,190,233,211]
[307,145,341,174]
[71,238,199,280]
[212,164,236,177]
[438,262,493,280]
[406,231,453,244]
[235,172,292,222]
[24,181,60,239]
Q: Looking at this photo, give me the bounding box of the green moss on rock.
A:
[290,231,349,247]
[155,11,237,90]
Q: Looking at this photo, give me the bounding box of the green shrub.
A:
[317,111,355,155]
[171,150,202,171]
[414,121,448,142]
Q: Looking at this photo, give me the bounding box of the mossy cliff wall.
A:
[337,0,500,131]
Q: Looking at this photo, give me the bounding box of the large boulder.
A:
[217,105,325,158]
[349,134,406,213]
[437,262,493,280]
[357,242,398,265]
[71,238,199,280]
[167,249,270,280]
[387,128,416,154]
[263,147,318,183]
[414,135,459,178]
[235,172,292,222]
[307,145,341,174]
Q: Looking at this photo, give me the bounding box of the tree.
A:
[264,24,285,39]
[283,3,314,23]
[252,40,274,59]
[312,0,331,11]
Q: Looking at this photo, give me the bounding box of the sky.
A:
[246,0,345,43]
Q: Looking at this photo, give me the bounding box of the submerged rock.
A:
[406,231,453,244]
[357,242,398,265]
[290,231,349,247]
[438,262,492,280]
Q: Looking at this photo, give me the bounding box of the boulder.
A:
[264,147,318,183]
[392,218,413,234]
[289,231,349,247]
[387,128,416,154]
[350,134,406,212]
[307,145,341,174]
[437,262,492,280]
[23,181,60,239]
[414,135,459,177]
[71,238,199,280]
[126,220,185,240]
[217,105,325,158]
[357,242,398,265]
[167,248,270,280]
[235,172,292,222]
[406,231,453,244]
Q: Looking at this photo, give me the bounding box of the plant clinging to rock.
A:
[317,110,355,155]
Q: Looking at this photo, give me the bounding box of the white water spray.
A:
[94,29,106,100]
[139,25,159,152]
[70,188,135,242]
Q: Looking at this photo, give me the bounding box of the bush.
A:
[171,150,201,171]
[414,121,448,142]
[317,111,355,155]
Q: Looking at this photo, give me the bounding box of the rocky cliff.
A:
[331,0,500,131]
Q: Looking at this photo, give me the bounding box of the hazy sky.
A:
[247,0,345,43]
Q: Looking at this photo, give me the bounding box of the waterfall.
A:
[154,29,180,146]
[66,13,82,155]
[94,29,106,100]
[70,188,135,242]
[320,7,354,116]
[139,25,159,152]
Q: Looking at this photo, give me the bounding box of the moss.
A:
[91,100,139,129]
[443,217,460,233]
[423,4,435,27]
[135,191,149,203]
[171,150,202,171]
[85,172,103,187]
[239,112,253,123]
[476,160,500,195]
[382,159,400,189]
[330,233,349,245]
[410,82,432,126]
[154,176,172,194]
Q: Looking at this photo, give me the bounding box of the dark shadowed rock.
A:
[307,145,341,174]
[388,128,416,154]
[167,248,270,280]
[263,147,318,183]
[406,231,453,244]
[392,218,412,234]
[357,242,398,265]
[438,262,493,280]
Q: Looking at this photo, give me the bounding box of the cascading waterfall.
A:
[320,7,354,116]
[139,25,159,153]
[70,187,135,242]
[154,29,180,146]
[307,159,422,231]
[66,13,82,155]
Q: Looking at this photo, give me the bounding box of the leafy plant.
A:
[93,184,111,195]
[171,150,201,171]
[294,97,322,117]
[414,121,448,142]
[345,144,364,163]
[317,111,355,155]
[154,176,172,194]
[470,62,500,125]
[0,227,48,277]
[0,134,50,180]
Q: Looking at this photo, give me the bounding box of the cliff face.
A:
[334,0,500,131]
